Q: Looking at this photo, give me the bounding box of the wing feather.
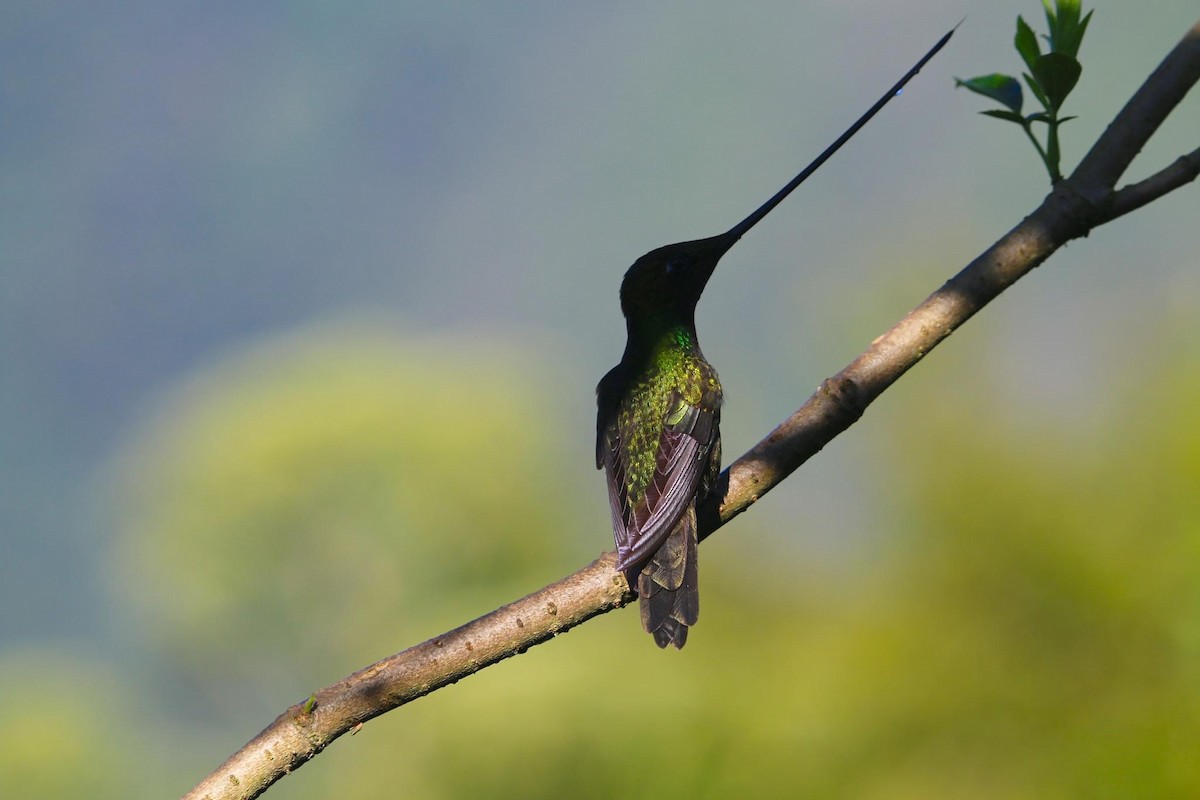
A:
[601,393,718,574]
[597,363,720,648]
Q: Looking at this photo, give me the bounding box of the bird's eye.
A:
[665,255,688,275]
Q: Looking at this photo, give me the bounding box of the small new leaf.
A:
[1031,52,1082,111]
[955,74,1023,114]
[1069,10,1094,57]
[1015,17,1041,73]
[958,0,1092,186]
[1022,72,1051,110]
[1042,0,1092,57]
[981,109,1028,125]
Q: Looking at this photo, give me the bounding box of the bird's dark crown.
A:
[618,234,737,327]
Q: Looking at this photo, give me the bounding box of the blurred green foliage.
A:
[4,318,1198,797]
[106,320,579,699]
[0,649,140,799]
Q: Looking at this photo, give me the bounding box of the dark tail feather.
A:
[638,506,699,649]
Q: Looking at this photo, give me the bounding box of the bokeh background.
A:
[2,2,1198,797]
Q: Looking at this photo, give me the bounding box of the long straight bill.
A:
[724,25,958,243]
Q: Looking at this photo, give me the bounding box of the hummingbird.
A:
[597,27,955,648]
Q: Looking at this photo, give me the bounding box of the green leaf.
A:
[1043,0,1089,56]
[1076,9,1093,49]
[1023,73,1051,111]
[1061,0,1083,32]
[981,109,1028,125]
[1055,8,1093,58]
[1043,0,1079,39]
[1025,111,1052,124]
[1032,52,1082,111]
[1041,0,1058,39]
[1015,17,1041,74]
[955,74,1023,114]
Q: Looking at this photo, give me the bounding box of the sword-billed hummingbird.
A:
[597,28,955,648]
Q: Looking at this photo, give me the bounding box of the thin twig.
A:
[1105,146,1200,220]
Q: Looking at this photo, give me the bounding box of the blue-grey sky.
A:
[1,2,1196,653]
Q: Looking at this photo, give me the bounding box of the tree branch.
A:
[1105,146,1200,220]
[1072,20,1200,200]
[184,19,1199,800]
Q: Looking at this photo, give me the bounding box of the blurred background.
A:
[2,2,1198,797]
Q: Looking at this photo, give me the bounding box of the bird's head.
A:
[618,233,738,328]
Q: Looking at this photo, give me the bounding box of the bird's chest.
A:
[624,353,718,415]
[617,353,719,460]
